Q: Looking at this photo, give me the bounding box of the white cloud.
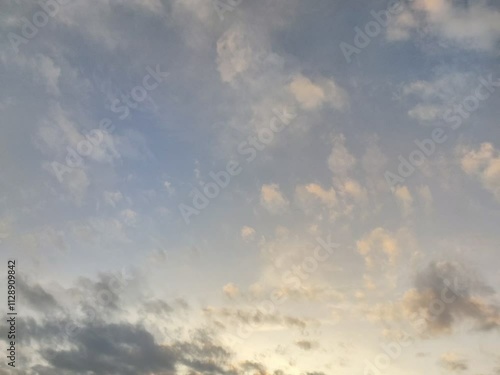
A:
[394,185,413,216]
[241,226,256,241]
[217,26,257,83]
[387,10,417,41]
[103,191,123,207]
[402,72,476,123]
[388,0,500,51]
[295,183,337,208]
[408,104,445,122]
[289,74,349,111]
[440,352,468,372]
[222,283,240,299]
[357,228,400,268]
[289,75,325,110]
[164,181,175,196]
[402,72,473,101]
[260,184,289,214]
[120,209,138,225]
[460,143,500,201]
[36,55,61,96]
[328,134,356,176]
[337,178,367,204]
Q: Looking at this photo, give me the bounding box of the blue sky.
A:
[1,0,500,374]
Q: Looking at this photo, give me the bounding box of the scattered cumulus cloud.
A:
[260,183,290,214]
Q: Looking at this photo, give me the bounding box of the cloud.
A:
[103,190,123,207]
[140,299,174,316]
[203,306,313,332]
[289,74,349,111]
[295,340,319,351]
[223,283,240,299]
[171,330,235,374]
[403,72,474,101]
[337,178,367,204]
[460,143,500,201]
[18,277,61,313]
[388,0,500,51]
[408,104,445,122]
[1,1,499,373]
[164,180,175,196]
[240,361,267,374]
[328,135,356,176]
[260,183,289,214]
[357,227,400,267]
[5,273,328,375]
[241,225,256,241]
[0,53,64,97]
[217,25,260,84]
[36,102,120,204]
[439,352,468,372]
[75,272,127,312]
[36,55,62,96]
[386,10,417,41]
[120,209,138,225]
[362,138,389,193]
[401,72,477,123]
[288,74,349,110]
[295,183,337,214]
[42,163,91,205]
[16,316,297,375]
[326,79,350,111]
[394,185,413,216]
[401,261,500,336]
[42,323,177,375]
[289,75,325,110]
[277,284,345,303]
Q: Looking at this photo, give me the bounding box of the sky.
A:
[0,0,500,374]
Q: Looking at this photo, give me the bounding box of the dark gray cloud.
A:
[172,330,234,375]
[16,311,325,375]
[18,276,61,313]
[295,340,318,351]
[141,299,174,315]
[11,274,327,375]
[404,261,500,335]
[17,316,73,344]
[75,272,128,312]
[42,322,177,375]
[240,361,267,375]
[203,307,313,332]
